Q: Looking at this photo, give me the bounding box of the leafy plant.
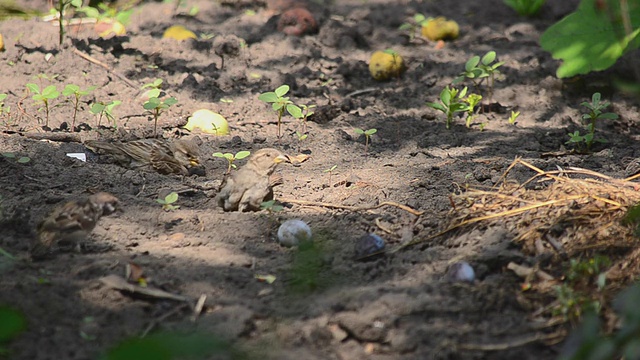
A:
[258,85,301,140]
[143,96,178,137]
[289,103,315,135]
[26,83,59,128]
[566,92,618,151]
[62,84,96,131]
[354,128,377,153]
[426,86,470,129]
[54,0,82,45]
[508,110,520,125]
[90,100,121,128]
[77,2,133,25]
[295,131,308,152]
[454,51,504,103]
[540,0,640,78]
[323,165,337,186]
[464,93,482,127]
[503,0,546,16]
[398,13,431,41]
[141,79,163,93]
[2,152,31,164]
[156,192,179,211]
[212,150,250,174]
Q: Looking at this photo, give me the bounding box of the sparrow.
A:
[31,192,121,259]
[85,138,205,176]
[215,148,289,212]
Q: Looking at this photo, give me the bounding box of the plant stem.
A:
[364,135,369,153]
[58,0,65,46]
[277,108,284,140]
[71,97,78,131]
[44,102,50,127]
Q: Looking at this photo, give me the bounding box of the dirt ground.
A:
[1,0,640,358]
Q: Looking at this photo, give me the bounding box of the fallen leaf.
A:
[163,25,197,41]
[285,154,310,164]
[255,274,276,284]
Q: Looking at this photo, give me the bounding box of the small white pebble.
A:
[277,219,312,247]
[447,261,475,283]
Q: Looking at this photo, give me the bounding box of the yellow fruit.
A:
[421,17,459,41]
[368,50,406,81]
[184,109,229,135]
[95,20,126,38]
[162,25,197,41]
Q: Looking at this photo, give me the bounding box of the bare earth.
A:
[1,0,640,359]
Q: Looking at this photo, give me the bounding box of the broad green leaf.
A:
[26,83,39,93]
[459,87,468,98]
[2,152,15,158]
[540,0,640,78]
[41,85,59,98]
[17,157,30,163]
[258,92,278,103]
[235,151,250,160]
[91,103,106,114]
[354,128,365,135]
[440,88,451,104]
[146,89,161,98]
[599,112,619,120]
[398,23,412,31]
[426,102,447,112]
[481,51,496,65]
[62,84,80,96]
[365,129,377,135]
[287,104,302,118]
[165,192,178,204]
[274,85,289,97]
[465,56,480,71]
[164,97,178,106]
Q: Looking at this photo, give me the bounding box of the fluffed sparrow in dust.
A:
[31,192,120,259]
[85,138,205,176]
[215,148,290,212]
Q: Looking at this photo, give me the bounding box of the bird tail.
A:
[84,140,123,154]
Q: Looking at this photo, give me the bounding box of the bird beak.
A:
[274,154,290,164]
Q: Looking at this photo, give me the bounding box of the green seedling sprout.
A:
[258,85,301,140]
[292,103,315,134]
[141,79,163,93]
[2,152,31,163]
[143,95,178,137]
[26,83,59,128]
[566,92,618,151]
[323,165,337,186]
[354,128,377,153]
[156,192,180,211]
[503,0,546,16]
[426,86,469,129]
[398,13,431,41]
[508,110,520,125]
[260,199,284,213]
[454,51,504,103]
[62,84,96,131]
[55,0,82,45]
[90,100,121,128]
[213,150,250,174]
[464,93,482,128]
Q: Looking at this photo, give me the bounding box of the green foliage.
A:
[559,283,640,360]
[454,51,504,102]
[540,0,640,78]
[464,93,482,128]
[141,79,164,93]
[398,13,431,41]
[426,86,470,129]
[156,192,179,211]
[289,103,315,135]
[503,0,546,16]
[76,2,133,25]
[323,165,337,186]
[143,94,178,137]
[260,200,284,213]
[2,152,31,164]
[508,110,520,125]
[287,233,333,294]
[258,85,301,140]
[566,92,618,151]
[212,151,250,173]
[90,100,121,128]
[26,83,59,127]
[55,0,82,45]
[62,84,96,131]
[0,306,26,357]
[103,331,236,360]
[354,128,377,153]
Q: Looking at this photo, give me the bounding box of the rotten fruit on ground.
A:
[277,7,318,36]
[421,17,459,41]
[369,50,406,81]
[94,19,126,37]
[163,25,197,41]
[184,109,229,135]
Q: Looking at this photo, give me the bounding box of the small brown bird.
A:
[216,148,289,212]
[31,192,120,259]
[85,138,205,176]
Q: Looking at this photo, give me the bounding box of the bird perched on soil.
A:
[216,148,290,212]
[31,192,121,259]
[85,138,205,176]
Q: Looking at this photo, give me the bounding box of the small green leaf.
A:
[426,102,447,113]
[365,129,377,135]
[41,85,59,99]
[165,192,179,204]
[2,152,15,158]
[481,51,496,65]
[599,113,619,120]
[354,128,365,135]
[258,92,278,103]
[383,49,398,55]
[274,85,290,97]
[17,157,30,163]
[26,83,40,93]
[287,104,302,118]
[90,103,106,114]
[164,97,178,106]
[235,151,250,160]
[62,84,80,96]
[465,56,480,71]
[398,23,412,31]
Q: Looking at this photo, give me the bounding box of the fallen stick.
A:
[278,198,424,216]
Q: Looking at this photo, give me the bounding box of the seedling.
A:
[398,13,431,41]
[323,165,337,186]
[0,93,11,123]
[141,79,163,95]
[260,200,284,213]
[62,84,96,131]
[26,83,59,128]
[354,128,377,152]
[1,152,31,164]
[566,92,618,151]
[454,51,504,103]
[289,103,315,134]
[156,192,179,211]
[426,86,469,129]
[143,96,178,137]
[464,93,482,128]
[295,131,308,152]
[90,100,121,128]
[503,0,546,16]
[508,110,520,125]
[213,150,250,174]
[258,85,301,140]
[54,0,82,45]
